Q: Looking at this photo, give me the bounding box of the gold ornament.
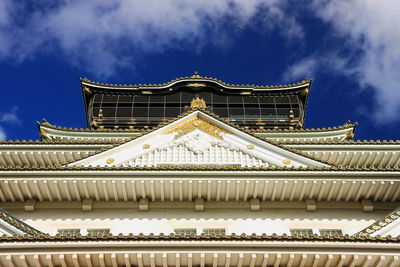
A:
[283,159,291,165]
[190,97,207,109]
[143,144,150,149]
[166,117,228,140]
[247,144,255,150]
[187,83,206,87]
[106,158,115,164]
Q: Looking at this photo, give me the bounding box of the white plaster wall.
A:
[11,208,387,236]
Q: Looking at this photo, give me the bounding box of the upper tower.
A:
[80,73,311,130]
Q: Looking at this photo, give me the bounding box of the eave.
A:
[1,168,400,203]
[0,235,399,267]
[289,143,400,169]
[36,117,356,143]
[80,75,311,91]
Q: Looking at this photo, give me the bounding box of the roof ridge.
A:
[356,207,400,237]
[0,208,42,235]
[80,76,311,90]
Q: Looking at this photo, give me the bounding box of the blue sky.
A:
[0,0,399,141]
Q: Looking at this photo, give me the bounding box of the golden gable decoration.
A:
[190,97,207,109]
[166,117,228,140]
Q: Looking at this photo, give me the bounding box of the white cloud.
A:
[0,107,21,140]
[0,107,21,124]
[0,0,302,77]
[2,1,399,123]
[283,57,318,81]
[287,0,400,123]
[0,126,5,140]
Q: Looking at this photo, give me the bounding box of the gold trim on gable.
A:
[166,117,229,140]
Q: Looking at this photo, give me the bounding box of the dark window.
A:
[166,93,180,103]
[181,91,196,103]
[133,107,148,118]
[102,108,116,118]
[102,95,117,103]
[117,108,132,118]
[119,96,134,102]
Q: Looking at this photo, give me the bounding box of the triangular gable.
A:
[68,110,331,168]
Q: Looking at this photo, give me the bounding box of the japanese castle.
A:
[1,73,400,266]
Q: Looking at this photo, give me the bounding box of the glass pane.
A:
[289,95,299,104]
[228,96,243,104]
[166,92,180,103]
[181,91,196,102]
[229,108,244,118]
[213,107,229,117]
[116,108,132,117]
[290,229,313,236]
[165,107,180,117]
[203,228,226,235]
[93,94,103,102]
[150,95,165,103]
[275,96,290,103]
[92,107,100,117]
[212,93,227,104]
[174,228,196,236]
[102,108,116,117]
[58,229,80,236]
[149,107,164,117]
[133,107,148,118]
[261,108,276,118]
[198,91,212,103]
[245,108,260,118]
[134,95,149,103]
[119,96,134,103]
[102,95,117,103]
[243,96,259,104]
[87,229,110,235]
[258,96,274,104]
[319,229,343,236]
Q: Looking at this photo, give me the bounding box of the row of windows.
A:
[174,228,226,236]
[57,228,110,236]
[290,228,343,236]
[93,93,300,105]
[57,228,343,237]
[92,106,296,120]
[89,93,302,123]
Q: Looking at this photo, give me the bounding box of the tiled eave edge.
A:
[37,122,355,135]
[0,140,119,145]
[356,208,400,236]
[1,232,400,243]
[1,165,400,173]
[278,140,400,146]
[36,118,356,137]
[0,209,42,235]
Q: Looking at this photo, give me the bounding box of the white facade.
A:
[1,108,400,266]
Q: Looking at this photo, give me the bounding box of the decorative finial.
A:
[191,71,201,78]
[41,119,50,126]
[190,97,207,109]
